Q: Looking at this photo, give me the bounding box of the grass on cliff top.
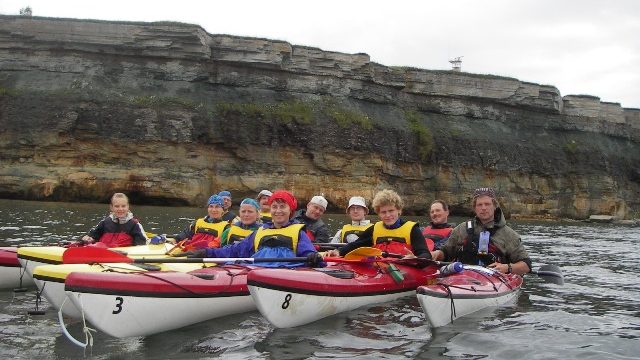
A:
[404,110,434,161]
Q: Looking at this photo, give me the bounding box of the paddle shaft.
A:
[131,257,308,264]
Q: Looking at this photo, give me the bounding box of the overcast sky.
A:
[2,0,639,108]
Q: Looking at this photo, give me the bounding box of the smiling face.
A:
[473,195,496,224]
[348,205,367,222]
[110,197,130,218]
[429,202,449,225]
[270,199,292,228]
[239,203,259,225]
[377,204,400,226]
[207,204,224,219]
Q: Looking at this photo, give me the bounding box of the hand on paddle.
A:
[305,252,323,267]
[171,249,206,258]
[325,249,340,257]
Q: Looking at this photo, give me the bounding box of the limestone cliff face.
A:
[1,16,638,219]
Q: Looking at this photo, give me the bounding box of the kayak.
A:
[64,264,255,338]
[416,265,523,327]
[16,243,176,289]
[32,261,209,318]
[247,259,439,328]
[0,247,35,290]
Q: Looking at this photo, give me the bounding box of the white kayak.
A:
[0,247,35,290]
[64,265,255,337]
[416,265,523,327]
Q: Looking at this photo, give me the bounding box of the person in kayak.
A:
[421,200,454,250]
[431,187,532,275]
[330,196,373,243]
[256,189,273,223]
[220,198,262,246]
[80,192,148,247]
[175,190,322,267]
[218,190,238,222]
[326,189,433,259]
[171,194,230,251]
[292,195,331,243]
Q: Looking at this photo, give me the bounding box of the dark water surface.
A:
[1,199,638,359]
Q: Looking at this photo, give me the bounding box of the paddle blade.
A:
[344,247,383,260]
[533,264,564,285]
[62,247,132,264]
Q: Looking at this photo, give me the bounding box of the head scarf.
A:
[240,198,260,211]
[473,187,496,199]
[207,195,224,207]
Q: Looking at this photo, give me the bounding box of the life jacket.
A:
[226,224,254,245]
[97,218,139,247]
[372,221,416,256]
[253,223,305,253]
[259,211,272,223]
[422,224,453,251]
[339,223,373,243]
[455,220,504,265]
[183,218,229,250]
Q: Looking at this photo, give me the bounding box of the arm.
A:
[172,221,196,242]
[432,223,465,261]
[131,221,148,246]
[409,225,432,259]
[204,231,256,258]
[312,222,331,243]
[85,218,106,242]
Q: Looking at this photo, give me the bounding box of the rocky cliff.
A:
[1,16,638,219]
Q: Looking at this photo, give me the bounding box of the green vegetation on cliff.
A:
[404,110,434,161]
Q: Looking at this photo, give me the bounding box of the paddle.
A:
[530,264,564,285]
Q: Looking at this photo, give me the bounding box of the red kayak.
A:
[247,259,439,328]
[64,265,255,338]
[416,265,523,327]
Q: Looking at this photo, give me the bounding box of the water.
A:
[1,199,639,359]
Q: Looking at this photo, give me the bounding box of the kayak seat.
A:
[192,273,217,280]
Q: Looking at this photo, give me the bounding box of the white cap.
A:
[257,189,273,199]
[347,196,368,213]
[309,195,328,210]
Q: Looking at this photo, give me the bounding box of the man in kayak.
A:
[218,190,238,222]
[174,190,322,267]
[330,196,372,243]
[292,195,331,243]
[171,194,230,251]
[80,192,148,247]
[326,189,433,259]
[256,189,273,223]
[431,187,531,275]
[220,198,262,246]
[421,200,454,250]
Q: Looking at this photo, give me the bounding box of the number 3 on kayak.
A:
[281,294,292,309]
[112,296,124,314]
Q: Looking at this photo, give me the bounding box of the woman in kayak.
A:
[175,190,322,267]
[330,196,373,243]
[326,189,433,259]
[431,187,532,275]
[80,192,148,247]
[171,194,230,251]
[220,198,262,246]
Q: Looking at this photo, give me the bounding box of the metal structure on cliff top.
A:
[449,56,463,72]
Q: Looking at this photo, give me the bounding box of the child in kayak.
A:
[175,190,322,267]
[80,192,148,247]
[220,198,262,246]
[171,194,230,251]
[330,196,372,243]
[326,189,432,259]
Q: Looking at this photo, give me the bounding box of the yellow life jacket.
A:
[260,211,272,223]
[193,218,229,238]
[340,223,373,243]
[226,224,254,245]
[253,223,304,252]
[372,221,416,246]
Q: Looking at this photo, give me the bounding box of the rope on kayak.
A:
[58,296,96,354]
[440,284,457,323]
